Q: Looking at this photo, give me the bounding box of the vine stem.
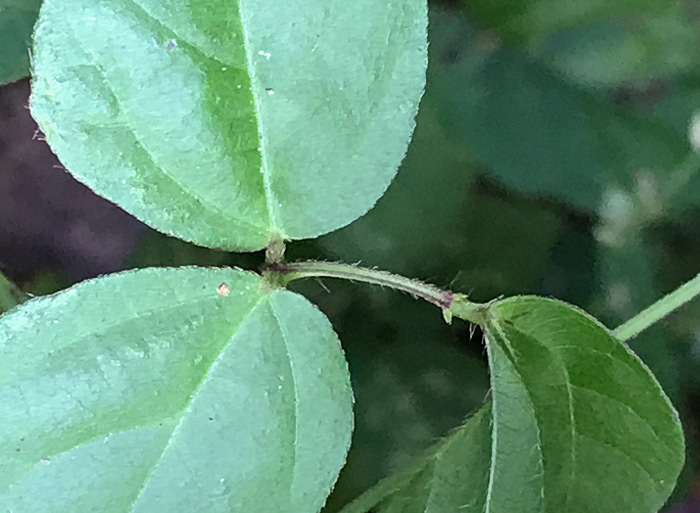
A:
[266,261,454,310]
[614,271,700,342]
[268,261,700,342]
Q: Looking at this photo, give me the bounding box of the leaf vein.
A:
[69,9,267,236]
[235,0,282,235]
[123,295,266,512]
[570,385,673,453]
[485,320,545,513]
[268,298,301,502]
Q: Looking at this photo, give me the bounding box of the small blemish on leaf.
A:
[165,39,177,51]
[217,283,230,296]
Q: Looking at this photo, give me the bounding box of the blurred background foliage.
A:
[3,0,700,510]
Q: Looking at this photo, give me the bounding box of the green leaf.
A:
[29,0,428,251]
[429,8,602,210]
[465,0,700,86]
[0,267,353,512]
[429,8,691,213]
[540,9,700,88]
[316,290,490,510]
[0,0,42,84]
[337,295,683,513]
[465,0,664,46]
[338,404,493,513]
[594,212,682,401]
[0,272,26,314]
[483,296,684,512]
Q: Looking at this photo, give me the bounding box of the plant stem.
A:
[266,260,454,310]
[614,271,700,341]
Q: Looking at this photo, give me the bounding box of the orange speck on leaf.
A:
[217,283,230,296]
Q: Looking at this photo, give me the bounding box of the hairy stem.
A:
[614,271,700,341]
[266,260,454,310]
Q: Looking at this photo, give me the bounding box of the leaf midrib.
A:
[62,0,274,239]
[123,294,268,512]
[235,0,283,238]
[268,298,302,504]
[0,285,265,498]
[0,287,226,385]
[484,317,545,513]
[495,315,579,511]
[487,311,677,511]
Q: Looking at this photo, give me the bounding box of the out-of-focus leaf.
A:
[465,0,663,45]
[0,267,353,513]
[319,97,562,299]
[0,273,26,314]
[429,7,692,213]
[30,0,428,250]
[465,0,700,87]
[0,0,42,84]
[429,8,601,209]
[316,289,489,511]
[128,233,232,269]
[541,218,597,305]
[21,272,68,297]
[648,211,700,357]
[446,187,563,300]
[651,83,700,135]
[126,231,264,275]
[541,11,700,88]
[317,100,476,279]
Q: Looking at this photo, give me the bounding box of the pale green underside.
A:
[342,297,684,513]
[30,0,428,250]
[0,267,353,513]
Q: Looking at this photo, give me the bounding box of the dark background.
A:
[3,1,700,511]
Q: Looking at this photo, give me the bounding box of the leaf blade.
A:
[428,7,691,213]
[29,0,428,250]
[338,404,493,513]
[484,296,685,513]
[341,296,685,513]
[0,267,353,512]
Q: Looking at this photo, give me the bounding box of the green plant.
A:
[0,0,695,512]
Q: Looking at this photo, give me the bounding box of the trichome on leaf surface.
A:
[0,0,691,512]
